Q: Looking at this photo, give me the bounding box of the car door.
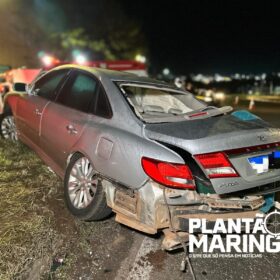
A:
[16,69,70,146]
[40,70,99,171]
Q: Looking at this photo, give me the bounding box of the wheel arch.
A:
[66,151,84,166]
[2,103,12,115]
[2,93,20,115]
[66,149,96,169]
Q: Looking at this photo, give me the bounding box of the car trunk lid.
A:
[144,115,280,194]
[144,115,280,155]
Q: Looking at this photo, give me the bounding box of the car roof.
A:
[51,64,172,87]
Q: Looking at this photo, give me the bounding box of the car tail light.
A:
[141,157,195,189]
[195,152,239,178]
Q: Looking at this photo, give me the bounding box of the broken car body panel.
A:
[2,65,280,246]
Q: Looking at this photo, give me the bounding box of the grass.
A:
[0,140,63,279]
[0,139,123,280]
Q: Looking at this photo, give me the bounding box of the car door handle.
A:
[66,124,78,135]
[35,109,42,116]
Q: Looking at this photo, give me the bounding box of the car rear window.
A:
[119,83,205,122]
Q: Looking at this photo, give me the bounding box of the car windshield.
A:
[119,83,206,122]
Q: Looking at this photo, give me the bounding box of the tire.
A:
[64,153,112,221]
[0,111,18,141]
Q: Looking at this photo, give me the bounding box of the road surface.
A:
[80,101,280,280]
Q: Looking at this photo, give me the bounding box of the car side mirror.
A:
[13,82,27,92]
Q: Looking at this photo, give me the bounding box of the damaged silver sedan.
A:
[1,65,280,250]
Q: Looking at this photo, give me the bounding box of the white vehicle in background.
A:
[0,68,42,114]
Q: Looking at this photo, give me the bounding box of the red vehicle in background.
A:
[0,59,147,93]
[84,60,147,77]
[0,59,147,113]
[44,59,148,77]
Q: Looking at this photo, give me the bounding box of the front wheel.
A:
[0,112,18,141]
[64,154,112,221]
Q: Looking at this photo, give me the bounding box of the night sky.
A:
[22,0,280,74]
[120,0,280,74]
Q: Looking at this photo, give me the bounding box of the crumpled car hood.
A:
[144,115,280,155]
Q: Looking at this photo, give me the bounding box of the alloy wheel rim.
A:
[1,116,18,141]
[68,157,98,209]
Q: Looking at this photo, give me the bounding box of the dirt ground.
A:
[0,140,136,280]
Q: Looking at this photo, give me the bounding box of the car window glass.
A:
[57,72,97,113]
[35,69,68,100]
[95,86,112,118]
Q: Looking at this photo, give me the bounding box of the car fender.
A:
[68,125,185,190]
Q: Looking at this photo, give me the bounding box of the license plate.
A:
[273,151,280,159]
[248,155,269,174]
[269,150,280,169]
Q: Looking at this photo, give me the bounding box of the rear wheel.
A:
[64,154,112,221]
[0,112,18,141]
